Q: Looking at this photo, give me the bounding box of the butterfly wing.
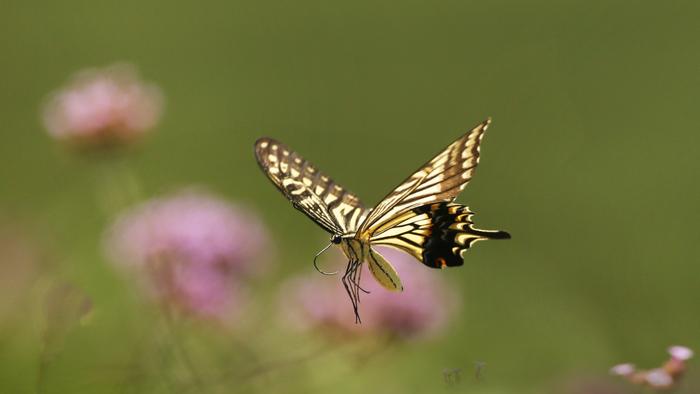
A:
[254,137,370,234]
[367,247,403,291]
[370,202,510,268]
[358,118,492,236]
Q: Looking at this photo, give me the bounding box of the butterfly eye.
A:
[331,235,342,244]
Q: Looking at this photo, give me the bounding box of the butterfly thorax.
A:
[337,236,368,263]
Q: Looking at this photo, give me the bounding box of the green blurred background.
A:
[1,1,699,393]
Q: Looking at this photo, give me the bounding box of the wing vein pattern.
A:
[359,118,491,236]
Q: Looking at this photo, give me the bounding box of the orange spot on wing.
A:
[436,257,447,269]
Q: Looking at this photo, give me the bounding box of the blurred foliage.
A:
[1,0,699,393]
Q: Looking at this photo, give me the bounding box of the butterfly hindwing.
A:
[254,138,369,234]
[370,202,510,269]
[358,119,491,236]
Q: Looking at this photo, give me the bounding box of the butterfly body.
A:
[254,119,509,322]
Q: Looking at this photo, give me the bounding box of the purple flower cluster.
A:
[281,247,456,339]
[611,345,694,390]
[43,64,163,148]
[105,190,270,322]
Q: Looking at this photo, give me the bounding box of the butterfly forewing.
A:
[358,119,491,236]
[254,138,369,234]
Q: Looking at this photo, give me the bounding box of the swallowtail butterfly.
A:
[255,119,510,322]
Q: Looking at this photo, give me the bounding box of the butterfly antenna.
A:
[313,242,338,275]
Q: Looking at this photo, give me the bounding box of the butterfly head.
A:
[331,234,342,245]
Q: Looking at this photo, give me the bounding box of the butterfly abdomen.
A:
[415,202,510,269]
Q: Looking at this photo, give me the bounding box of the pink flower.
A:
[668,346,693,361]
[280,247,456,339]
[361,248,455,338]
[663,345,693,381]
[609,363,636,377]
[42,63,163,148]
[645,369,673,389]
[280,274,365,336]
[105,189,270,321]
[611,345,694,391]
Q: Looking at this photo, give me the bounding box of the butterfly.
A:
[254,118,510,322]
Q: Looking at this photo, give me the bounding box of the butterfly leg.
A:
[343,241,370,294]
[353,265,371,294]
[341,258,362,323]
